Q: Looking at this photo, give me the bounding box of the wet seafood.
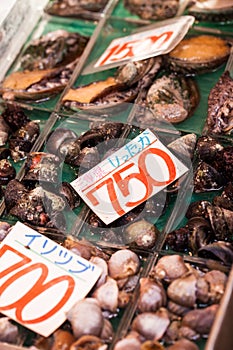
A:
[45,0,108,17]
[196,135,224,162]
[108,249,140,280]
[137,277,166,312]
[113,255,228,349]
[207,205,233,241]
[125,219,160,249]
[151,254,189,282]
[21,30,89,71]
[180,304,219,339]
[67,298,104,338]
[63,122,125,168]
[70,335,107,350]
[23,152,61,186]
[0,159,16,185]
[167,338,199,350]
[167,35,231,74]
[131,308,170,341]
[0,115,10,146]
[0,221,11,241]
[0,29,89,101]
[214,146,233,183]
[168,133,197,162]
[1,104,30,131]
[188,0,233,22]
[9,120,40,161]
[185,200,212,219]
[206,71,233,134]
[62,57,162,111]
[198,241,233,264]
[92,277,119,312]
[193,161,224,193]
[46,128,78,158]
[187,217,214,254]
[1,61,77,101]
[213,182,233,211]
[0,317,18,344]
[124,0,179,20]
[136,73,199,124]
[4,179,69,229]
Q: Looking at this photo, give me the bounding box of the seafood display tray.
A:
[0,1,233,349]
[111,252,233,350]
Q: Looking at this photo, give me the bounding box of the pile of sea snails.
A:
[165,135,233,264]
[0,234,146,349]
[113,254,228,350]
[0,105,41,203]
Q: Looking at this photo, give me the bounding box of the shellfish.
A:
[167,35,231,74]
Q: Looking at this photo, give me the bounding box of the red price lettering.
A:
[0,245,75,324]
[86,177,126,216]
[99,41,136,66]
[86,147,176,214]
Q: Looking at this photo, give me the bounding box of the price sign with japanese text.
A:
[0,222,102,337]
[90,16,194,72]
[71,129,189,224]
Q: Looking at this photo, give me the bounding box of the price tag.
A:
[91,16,194,72]
[71,129,189,224]
[0,222,102,337]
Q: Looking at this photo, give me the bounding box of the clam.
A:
[167,35,231,74]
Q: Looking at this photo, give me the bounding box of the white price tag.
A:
[0,222,102,337]
[71,129,189,224]
[93,16,194,71]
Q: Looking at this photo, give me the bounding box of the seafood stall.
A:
[0,0,233,349]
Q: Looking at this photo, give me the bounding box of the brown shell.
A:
[167,35,231,74]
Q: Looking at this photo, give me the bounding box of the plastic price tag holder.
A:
[71,129,189,225]
[0,221,102,337]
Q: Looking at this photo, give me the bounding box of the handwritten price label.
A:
[94,16,194,70]
[71,129,188,224]
[0,222,101,337]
